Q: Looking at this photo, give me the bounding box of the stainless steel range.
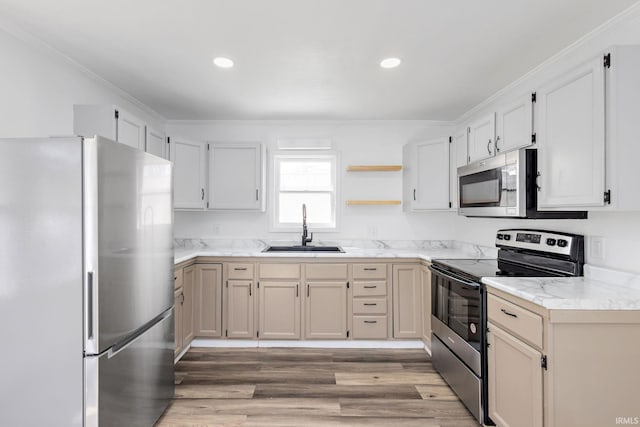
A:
[429,229,585,425]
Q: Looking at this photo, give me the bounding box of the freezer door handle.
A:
[109,309,173,359]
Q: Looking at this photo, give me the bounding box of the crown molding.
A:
[0,17,166,124]
[165,119,455,127]
[455,1,640,125]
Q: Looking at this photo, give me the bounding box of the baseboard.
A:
[174,343,191,364]
[190,338,426,349]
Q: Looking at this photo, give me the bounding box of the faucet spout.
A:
[301,203,313,246]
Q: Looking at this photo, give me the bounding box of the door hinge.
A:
[257,281,260,288]
[467,127,471,134]
[167,136,170,145]
[449,201,452,208]
[114,109,119,119]
[207,201,210,209]
[468,155,471,163]
[531,133,537,144]
[346,281,350,289]
[226,280,228,288]
[346,330,350,338]
[449,136,452,143]
[257,330,259,338]
[531,92,537,103]
[225,329,228,337]
[604,53,611,68]
[541,355,548,370]
[604,189,612,204]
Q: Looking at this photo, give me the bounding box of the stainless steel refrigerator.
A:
[0,136,174,426]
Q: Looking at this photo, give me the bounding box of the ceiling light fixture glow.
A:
[213,57,234,68]
[380,57,401,69]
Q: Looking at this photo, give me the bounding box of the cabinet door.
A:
[208,143,265,210]
[496,94,533,153]
[170,138,207,209]
[174,288,183,358]
[420,266,431,343]
[392,264,422,338]
[146,126,167,159]
[407,138,450,210]
[468,113,496,162]
[194,264,222,337]
[449,130,468,209]
[536,55,605,208]
[259,281,301,339]
[117,109,145,150]
[487,322,543,427]
[226,280,254,338]
[305,282,347,339]
[182,266,195,346]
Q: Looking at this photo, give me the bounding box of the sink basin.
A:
[263,245,344,253]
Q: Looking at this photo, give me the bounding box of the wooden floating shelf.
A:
[346,200,402,206]
[346,165,402,172]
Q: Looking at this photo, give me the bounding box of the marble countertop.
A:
[174,238,497,265]
[482,265,640,310]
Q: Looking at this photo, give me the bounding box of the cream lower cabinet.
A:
[487,322,543,427]
[182,265,195,344]
[258,262,302,339]
[352,263,389,339]
[194,264,222,337]
[304,263,348,339]
[420,264,431,343]
[392,264,422,338]
[224,262,255,338]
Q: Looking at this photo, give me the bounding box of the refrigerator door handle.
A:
[108,308,173,359]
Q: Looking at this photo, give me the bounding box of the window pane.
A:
[279,192,333,224]
[279,160,333,191]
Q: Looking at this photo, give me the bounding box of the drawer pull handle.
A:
[234,267,248,271]
[364,320,377,324]
[363,285,377,289]
[501,308,518,318]
[364,303,377,306]
[363,268,377,271]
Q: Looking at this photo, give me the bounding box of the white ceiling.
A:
[0,0,637,120]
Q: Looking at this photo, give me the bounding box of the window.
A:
[273,152,337,230]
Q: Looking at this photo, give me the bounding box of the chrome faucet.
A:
[301,203,313,246]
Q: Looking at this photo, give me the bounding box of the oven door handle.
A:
[428,264,480,288]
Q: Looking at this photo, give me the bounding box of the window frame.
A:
[270,150,340,232]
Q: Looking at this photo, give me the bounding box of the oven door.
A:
[458,150,524,217]
[430,264,482,375]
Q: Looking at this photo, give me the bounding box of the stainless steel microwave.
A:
[457,149,587,219]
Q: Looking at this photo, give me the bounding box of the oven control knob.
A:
[546,238,556,246]
[503,234,511,241]
[496,234,504,240]
[557,239,568,248]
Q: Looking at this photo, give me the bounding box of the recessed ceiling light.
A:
[213,57,234,68]
[380,57,401,69]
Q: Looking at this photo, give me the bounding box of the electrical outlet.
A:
[589,236,605,261]
[212,224,221,235]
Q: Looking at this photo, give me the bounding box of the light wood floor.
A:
[156,347,481,427]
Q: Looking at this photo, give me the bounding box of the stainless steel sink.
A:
[263,245,344,253]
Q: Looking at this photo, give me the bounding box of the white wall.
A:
[168,120,461,241]
[0,27,164,137]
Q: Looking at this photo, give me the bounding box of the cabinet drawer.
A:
[353,298,387,315]
[259,263,301,279]
[174,268,183,290]
[305,263,348,280]
[488,294,543,348]
[353,281,387,297]
[353,264,387,279]
[227,263,254,279]
[353,316,388,339]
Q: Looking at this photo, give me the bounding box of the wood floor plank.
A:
[253,384,422,399]
[415,384,460,401]
[180,370,336,385]
[243,415,443,426]
[156,413,246,427]
[174,384,255,399]
[335,371,447,386]
[339,398,474,419]
[162,397,341,416]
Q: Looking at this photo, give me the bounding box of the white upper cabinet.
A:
[468,113,496,163]
[536,55,605,209]
[208,143,266,211]
[170,138,207,209]
[145,127,167,159]
[403,137,450,211]
[495,94,534,154]
[73,105,145,150]
[449,129,468,209]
